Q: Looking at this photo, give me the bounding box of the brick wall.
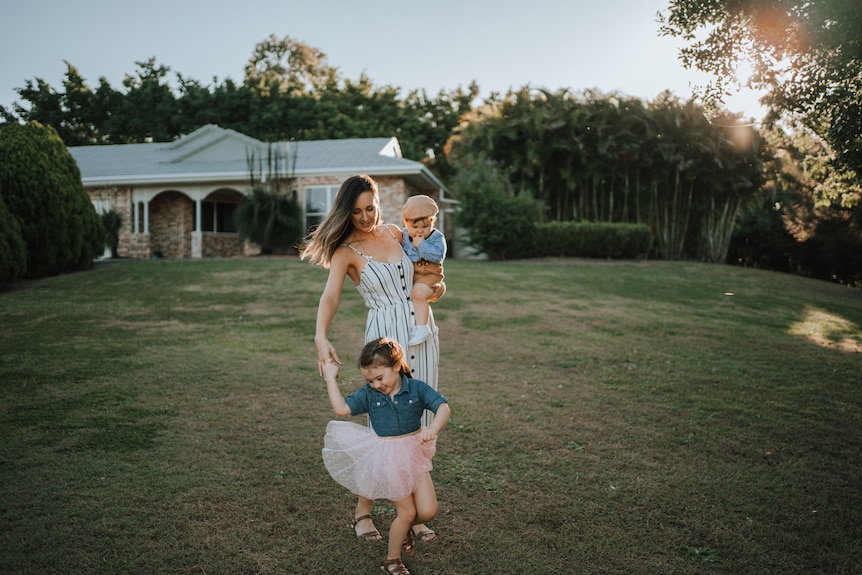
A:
[202,233,244,257]
[376,176,407,226]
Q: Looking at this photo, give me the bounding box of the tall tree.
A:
[399,83,480,179]
[108,58,181,143]
[447,88,764,260]
[244,34,338,96]
[4,63,122,145]
[1,34,471,178]
[7,77,66,137]
[658,0,862,181]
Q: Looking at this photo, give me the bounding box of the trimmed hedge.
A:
[534,221,651,259]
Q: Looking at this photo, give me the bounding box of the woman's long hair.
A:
[299,174,380,268]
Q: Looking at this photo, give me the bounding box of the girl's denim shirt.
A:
[345,375,447,437]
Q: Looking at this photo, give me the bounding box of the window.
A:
[304,185,339,233]
[91,199,110,215]
[201,201,238,233]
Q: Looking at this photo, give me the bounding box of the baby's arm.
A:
[401,227,420,258]
[322,360,352,416]
[417,231,446,263]
[420,402,450,443]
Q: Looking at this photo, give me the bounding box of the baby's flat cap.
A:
[402,195,439,220]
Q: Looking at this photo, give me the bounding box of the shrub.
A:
[451,160,541,260]
[233,187,304,254]
[0,193,27,285]
[727,201,799,272]
[0,121,104,278]
[535,221,652,259]
[797,214,862,286]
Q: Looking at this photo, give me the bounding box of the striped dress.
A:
[344,244,440,424]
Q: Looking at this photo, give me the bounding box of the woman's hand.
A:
[316,336,341,376]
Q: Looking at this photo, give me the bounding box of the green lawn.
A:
[1,257,860,574]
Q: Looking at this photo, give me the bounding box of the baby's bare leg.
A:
[412,283,434,326]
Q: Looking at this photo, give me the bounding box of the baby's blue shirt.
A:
[401,228,447,263]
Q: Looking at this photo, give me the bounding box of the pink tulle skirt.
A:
[322,420,436,501]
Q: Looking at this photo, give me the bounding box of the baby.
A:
[401,195,446,345]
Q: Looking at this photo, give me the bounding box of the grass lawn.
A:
[1,257,860,574]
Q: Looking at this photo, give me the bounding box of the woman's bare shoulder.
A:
[381,223,404,240]
[331,243,357,261]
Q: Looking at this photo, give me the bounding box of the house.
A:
[68,124,452,259]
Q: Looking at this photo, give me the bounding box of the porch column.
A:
[143,201,150,234]
[191,199,203,258]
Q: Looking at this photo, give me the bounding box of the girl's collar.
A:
[390,374,409,397]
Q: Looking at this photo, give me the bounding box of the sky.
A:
[0,0,767,122]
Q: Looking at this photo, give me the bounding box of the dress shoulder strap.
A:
[341,242,372,260]
[384,225,399,242]
[341,226,399,260]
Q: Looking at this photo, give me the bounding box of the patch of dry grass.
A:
[1,257,860,574]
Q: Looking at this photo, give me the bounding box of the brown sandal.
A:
[351,514,382,541]
[381,558,411,575]
[412,525,437,543]
[402,526,415,556]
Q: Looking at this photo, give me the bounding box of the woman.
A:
[300,174,442,544]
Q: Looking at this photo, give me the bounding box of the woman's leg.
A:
[353,495,381,540]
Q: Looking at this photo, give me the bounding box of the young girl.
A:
[322,337,451,575]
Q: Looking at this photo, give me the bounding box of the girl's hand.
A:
[321,358,340,381]
[419,425,438,444]
[316,337,341,376]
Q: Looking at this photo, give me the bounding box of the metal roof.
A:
[68,124,446,192]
